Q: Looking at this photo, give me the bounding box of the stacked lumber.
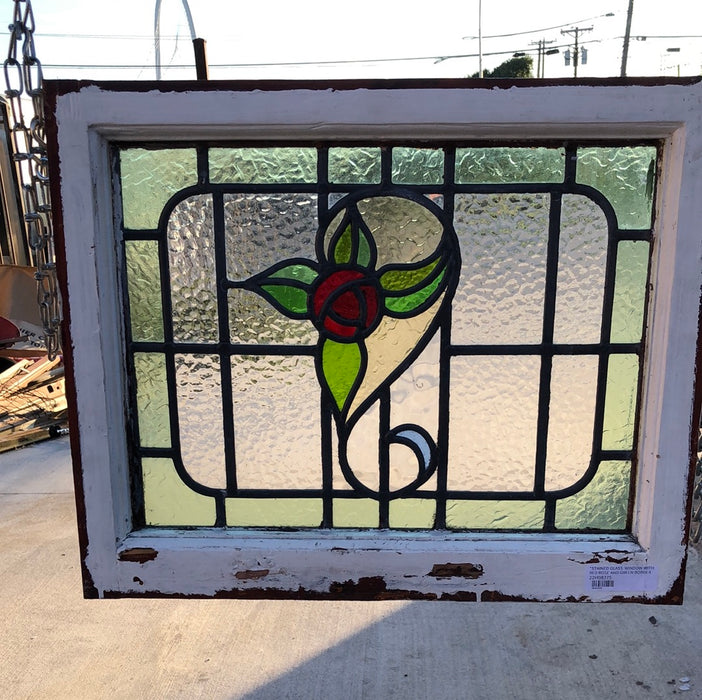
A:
[0,354,68,452]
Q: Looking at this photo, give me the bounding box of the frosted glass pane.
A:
[175,354,226,489]
[226,498,322,527]
[209,147,316,183]
[602,354,639,450]
[228,288,317,345]
[353,196,443,267]
[455,147,564,184]
[545,356,599,491]
[328,147,381,183]
[224,193,317,281]
[611,241,649,343]
[142,457,217,526]
[392,147,444,184]
[134,353,170,448]
[232,355,321,489]
[555,461,630,530]
[453,193,549,344]
[448,356,540,491]
[120,148,197,230]
[389,334,440,492]
[333,499,378,527]
[553,195,608,343]
[339,402,380,492]
[167,194,218,343]
[125,240,163,342]
[389,499,436,528]
[577,147,656,229]
[446,500,545,529]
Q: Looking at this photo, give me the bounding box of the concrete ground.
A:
[0,436,700,700]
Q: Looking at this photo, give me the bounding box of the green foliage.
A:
[471,55,534,79]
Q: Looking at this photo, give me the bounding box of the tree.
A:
[471,55,533,79]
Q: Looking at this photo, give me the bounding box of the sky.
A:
[11,0,702,82]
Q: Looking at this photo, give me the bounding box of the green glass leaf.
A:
[385,269,446,314]
[380,259,440,291]
[334,225,353,264]
[357,228,372,267]
[321,339,362,413]
[269,263,318,284]
[260,284,309,315]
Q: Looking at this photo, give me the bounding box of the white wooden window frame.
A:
[47,79,702,601]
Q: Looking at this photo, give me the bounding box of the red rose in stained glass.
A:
[311,269,381,341]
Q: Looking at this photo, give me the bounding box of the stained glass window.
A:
[118,143,655,533]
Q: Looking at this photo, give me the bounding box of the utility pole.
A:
[621,0,635,77]
[478,0,483,78]
[530,38,557,78]
[561,25,593,78]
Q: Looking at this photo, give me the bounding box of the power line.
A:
[38,34,625,72]
[462,12,616,41]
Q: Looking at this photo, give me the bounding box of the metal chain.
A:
[691,425,702,544]
[4,0,60,359]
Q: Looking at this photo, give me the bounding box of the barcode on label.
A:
[586,565,658,593]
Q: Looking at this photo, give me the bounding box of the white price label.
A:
[586,565,658,592]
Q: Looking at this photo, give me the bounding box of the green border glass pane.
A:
[333,499,378,527]
[125,240,163,342]
[392,147,444,185]
[120,148,197,230]
[142,458,217,526]
[134,352,170,448]
[226,498,323,527]
[389,499,436,528]
[446,501,545,529]
[611,240,649,343]
[455,147,564,184]
[555,461,630,530]
[210,147,316,184]
[576,146,656,229]
[602,354,639,450]
[329,147,381,184]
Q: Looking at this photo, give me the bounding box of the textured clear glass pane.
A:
[209,147,316,184]
[452,193,549,344]
[389,499,436,528]
[348,298,442,423]
[576,147,656,230]
[226,498,323,527]
[611,241,649,343]
[333,499,378,527]
[446,500,545,529]
[325,195,443,266]
[224,193,317,281]
[455,147,564,184]
[546,355,599,491]
[338,402,380,492]
[167,194,218,343]
[555,461,630,530]
[448,356,540,491]
[134,353,170,448]
[392,147,443,184]
[228,288,317,345]
[329,147,381,183]
[142,457,216,526]
[175,354,226,489]
[125,240,163,342]
[231,355,321,489]
[553,195,608,343]
[602,354,639,450]
[120,148,197,230]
